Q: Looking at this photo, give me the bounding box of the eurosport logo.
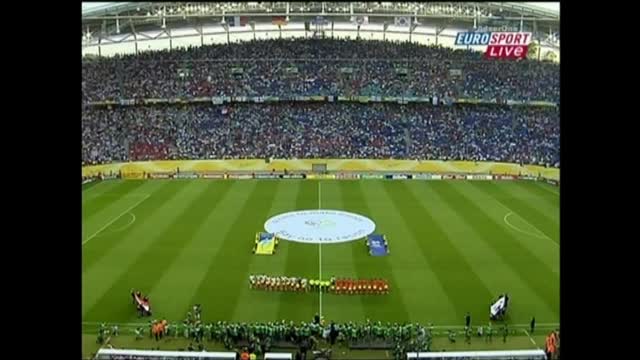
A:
[455,32,532,59]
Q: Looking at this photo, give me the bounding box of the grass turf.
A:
[82,179,558,337]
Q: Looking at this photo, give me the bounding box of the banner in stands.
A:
[123,173,145,179]
[528,101,557,107]
[350,15,369,25]
[149,173,173,179]
[361,174,385,179]
[545,179,559,186]
[201,174,225,179]
[442,174,467,180]
[119,99,136,106]
[336,173,359,179]
[395,16,411,27]
[467,174,493,180]
[311,16,329,26]
[254,173,279,179]
[272,16,288,25]
[103,174,118,180]
[176,172,198,179]
[413,174,444,180]
[390,174,410,180]
[307,174,336,179]
[82,179,95,185]
[228,174,253,179]
[494,175,517,180]
[280,174,305,179]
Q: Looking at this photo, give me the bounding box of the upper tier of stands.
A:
[82,39,559,103]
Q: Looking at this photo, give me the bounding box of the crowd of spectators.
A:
[82,103,559,167]
[82,38,559,103]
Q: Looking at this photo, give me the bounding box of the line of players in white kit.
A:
[249,275,310,292]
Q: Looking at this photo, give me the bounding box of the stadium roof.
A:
[524,2,559,14]
[82,2,559,20]
[82,2,559,49]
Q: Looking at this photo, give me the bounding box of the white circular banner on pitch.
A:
[264,210,376,244]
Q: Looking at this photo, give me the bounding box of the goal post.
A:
[312,163,327,173]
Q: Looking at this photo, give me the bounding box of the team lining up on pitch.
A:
[128,200,509,322]
[249,275,390,295]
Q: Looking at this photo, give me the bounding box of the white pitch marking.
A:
[492,199,558,246]
[83,192,152,204]
[523,329,538,347]
[503,212,549,240]
[82,194,150,246]
[318,181,323,318]
[98,212,136,234]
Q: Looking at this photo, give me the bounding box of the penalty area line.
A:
[503,212,549,241]
[523,329,538,347]
[100,212,136,234]
[492,199,558,247]
[82,194,150,246]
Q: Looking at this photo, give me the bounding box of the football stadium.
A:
[82,2,560,360]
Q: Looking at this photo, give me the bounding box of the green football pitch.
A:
[82,179,559,331]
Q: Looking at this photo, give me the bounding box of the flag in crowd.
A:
[272,16,288,26]
[395,16,411,27]
[350,15,369,25]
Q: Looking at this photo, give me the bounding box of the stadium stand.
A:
[82,39,559,168]
[82,103,559,167]
[82,39,559,103]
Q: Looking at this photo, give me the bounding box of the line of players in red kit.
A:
[332,278,389,295]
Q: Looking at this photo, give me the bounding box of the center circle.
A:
[264,210,376,244]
